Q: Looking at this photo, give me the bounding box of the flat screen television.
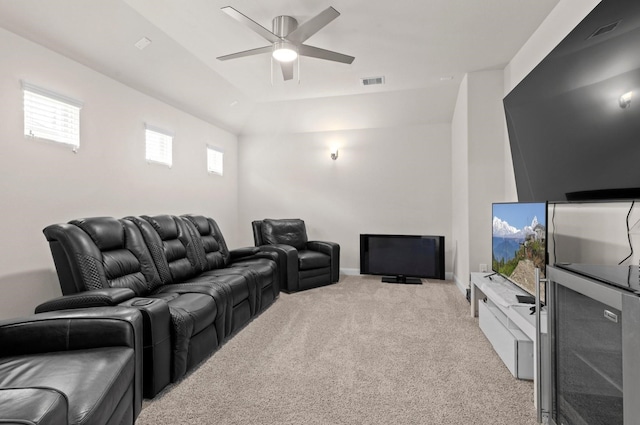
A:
[360,234,445,284]
[503,0,640,202]
[492,202,547,302]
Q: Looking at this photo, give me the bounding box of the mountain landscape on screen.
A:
[492,203,547,298]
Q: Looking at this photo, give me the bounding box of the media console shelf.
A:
[470,273,545,381]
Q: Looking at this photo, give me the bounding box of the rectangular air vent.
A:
[360,76,385,86]
[135,37,152,50]
[588,20,621,39]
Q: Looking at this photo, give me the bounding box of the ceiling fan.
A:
[217,6,355,81]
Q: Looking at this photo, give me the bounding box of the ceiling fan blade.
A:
[285,7,340,44]
[217,45,272,61]
[298,44,355,64]
[221,6,281,43]
[280,61,294,81]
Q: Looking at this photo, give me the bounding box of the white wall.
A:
[504,0,602,95]
[548,203,639,266]
[238,124,452,275]
[451,70,506,290]
[0,28,239,319]
[467,70,507,277]
[451,75,469,289]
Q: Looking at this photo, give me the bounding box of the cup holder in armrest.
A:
[131,299,154,306]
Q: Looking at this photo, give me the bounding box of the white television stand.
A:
[470,272,544,381]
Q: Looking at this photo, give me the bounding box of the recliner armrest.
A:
[0,306,142,356]
[306,240,338,254]
[258,244,299,292]
[35,288,136,314]
[229,246,260,260]
[255,249,278,262]
[307,241,340,283]
[0,306,143,419]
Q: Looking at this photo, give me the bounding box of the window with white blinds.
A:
[22,81,82,150]
[145,125,173,167]
[207,145,223,175]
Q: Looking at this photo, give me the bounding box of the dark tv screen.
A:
[504,0,640,202]
[360,234,445,280]
[492,202,547,301]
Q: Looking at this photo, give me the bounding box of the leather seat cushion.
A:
[298,250,331,270]
[0,388,68,425]
[0,347,134,425]
[229,258,276,289]
[187,272,250,306]
[166,293,217,336]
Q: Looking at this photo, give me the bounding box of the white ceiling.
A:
[0,0,560,135]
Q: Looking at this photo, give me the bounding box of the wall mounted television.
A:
[503,0,640,202]
[360,234,445,284]
[492,202,547,302]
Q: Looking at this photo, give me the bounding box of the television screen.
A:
[492,202,547,301]
[360,234,445,283]
[504,0,640,202]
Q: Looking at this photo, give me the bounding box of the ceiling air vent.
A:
[135,37,152,50]
[588,20,621,39]
[360,76,385,86]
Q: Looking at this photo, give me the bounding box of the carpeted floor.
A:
[136,275,537,424]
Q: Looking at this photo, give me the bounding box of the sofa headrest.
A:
[181,215,226,268]
[70,217,124,251]
[142,215,178,240]
[187,215,210,236]
[262,219,307,250]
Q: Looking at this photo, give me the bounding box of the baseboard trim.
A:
[453,274,467,295]
[340,268,360,276]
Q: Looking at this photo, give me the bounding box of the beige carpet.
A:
[136,275,537,424]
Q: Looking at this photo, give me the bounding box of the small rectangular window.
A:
[22,81,82,151]
[145,125,173,167]
[207,145,224,176]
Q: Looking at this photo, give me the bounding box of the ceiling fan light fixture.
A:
[272,41,298,62]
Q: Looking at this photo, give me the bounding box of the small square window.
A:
[145,126,173,167]
[22,81,82,150]
[207,145,223,176]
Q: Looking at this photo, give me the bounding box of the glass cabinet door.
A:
[552,284,623,425]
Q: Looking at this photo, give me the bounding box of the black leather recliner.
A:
[0,307,143,425]
[252,219,340,292]
[182,214,279,313]
[40,214,279,397]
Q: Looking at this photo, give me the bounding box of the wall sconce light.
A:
[620,91,633,108]
[330,147,339,160]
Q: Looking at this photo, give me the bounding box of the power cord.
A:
[552,203,557,265]
[618,200,635,265]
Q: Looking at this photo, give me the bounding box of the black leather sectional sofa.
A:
[0,307,143,425]
[36,214,280,398]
